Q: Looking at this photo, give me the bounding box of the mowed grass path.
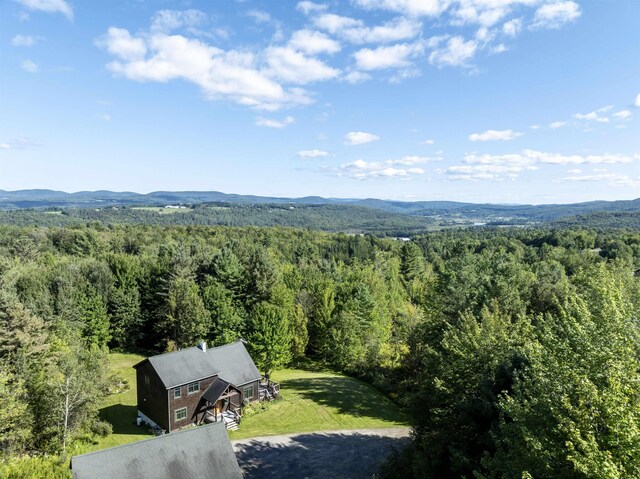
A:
[90,354,407,451]
[229,368,407,440]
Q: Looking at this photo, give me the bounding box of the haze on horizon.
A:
[1,0,638,204]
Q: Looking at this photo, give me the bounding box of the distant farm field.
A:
[130,206,190,214]
[83,353,407,453]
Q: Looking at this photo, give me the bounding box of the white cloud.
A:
[11,34,41,46]
[573,107,610,123]
[314,13,362,34]
[98,28,313,111]
[96,27,147,61]
[314,14,421,44]
[502,18,522,36]
[428,36,477,67]
[16,0,73,20]
[288,30,341,55]
[549,121,566,129]
[524,150,639,165]
[256,116,295,128]
[613,110,632,120]
[444,149,640,180]
[354,42,424,70]
[445,163,535,181]
[150,9,208,33]
[298,149,330,158]
[246,9,272,24]
[344,131,380,145]
[562,173,640,188]
[422,139,435,145]
[490,43,508,54]
[340,156,434,179]
[531,1,581,29]
[265,46,340,84]
[469,149,639,166]
[453,1,516,27]
[353,0,451,17]
[20,59,38,73]
[297,1,328,14]
[469,129,523,141]
[635,93,640,108]
[0,137,40,149]
[530,124,541,130]
[343,70,372,83]
[97,113,111,121]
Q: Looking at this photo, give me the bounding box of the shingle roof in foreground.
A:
[71,422,242,479]
[134,341,261,389]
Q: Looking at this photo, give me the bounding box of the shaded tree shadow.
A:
[234,431,410,479]
[99,404,145,435]
[282,377,406,424]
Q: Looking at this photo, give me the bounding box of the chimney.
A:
[198,341,207,352]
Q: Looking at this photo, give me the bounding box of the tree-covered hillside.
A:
[0,224,638,478]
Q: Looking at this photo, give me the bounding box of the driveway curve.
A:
[233,427,410,479]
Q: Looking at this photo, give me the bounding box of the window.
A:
[144,375,150,387]
[174,407,187,422]
[174,387,181,399]
[187,381,200,394]
[243,386,253,400]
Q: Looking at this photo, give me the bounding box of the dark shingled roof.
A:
[71,422,242,479]
[206,341,261,386]
[134,341,261,389]
[202,377,231,404]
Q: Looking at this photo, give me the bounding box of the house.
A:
[71,422,242,479]
[133,340,277,433]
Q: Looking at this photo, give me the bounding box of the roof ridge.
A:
[148,346,199,360]
[205,340,244,353]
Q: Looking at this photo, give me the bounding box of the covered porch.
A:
[196,378,242,430]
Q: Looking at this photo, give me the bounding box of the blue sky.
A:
[0,0,638,203]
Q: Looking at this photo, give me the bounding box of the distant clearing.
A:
[130,206,190,214]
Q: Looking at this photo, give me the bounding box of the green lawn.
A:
[229,368,407,440]
[87,354,407,452]
[83,353,153,453]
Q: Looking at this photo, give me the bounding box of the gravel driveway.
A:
[232,428,410,479]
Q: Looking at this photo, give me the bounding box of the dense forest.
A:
[0,223,638,477]
[0,204,438,236]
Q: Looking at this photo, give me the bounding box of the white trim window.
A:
[175,407,187,422]
[187,381,200,394]
[243,385,253,400]
[174,386,182,399]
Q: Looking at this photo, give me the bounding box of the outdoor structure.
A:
[133,340,279,432]
[71,422,242,479]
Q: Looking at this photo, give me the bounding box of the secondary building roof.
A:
[134,340,261,389]
[71,422,243,479]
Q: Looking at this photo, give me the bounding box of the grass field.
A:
[86,353,407,452]
[130,206,190,214]
[229,368,407,439]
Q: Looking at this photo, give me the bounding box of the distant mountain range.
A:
[0,189,638,223]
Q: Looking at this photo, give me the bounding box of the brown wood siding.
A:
[168,375,218,432]
[135,361,169,431]
[240,380,260,404]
